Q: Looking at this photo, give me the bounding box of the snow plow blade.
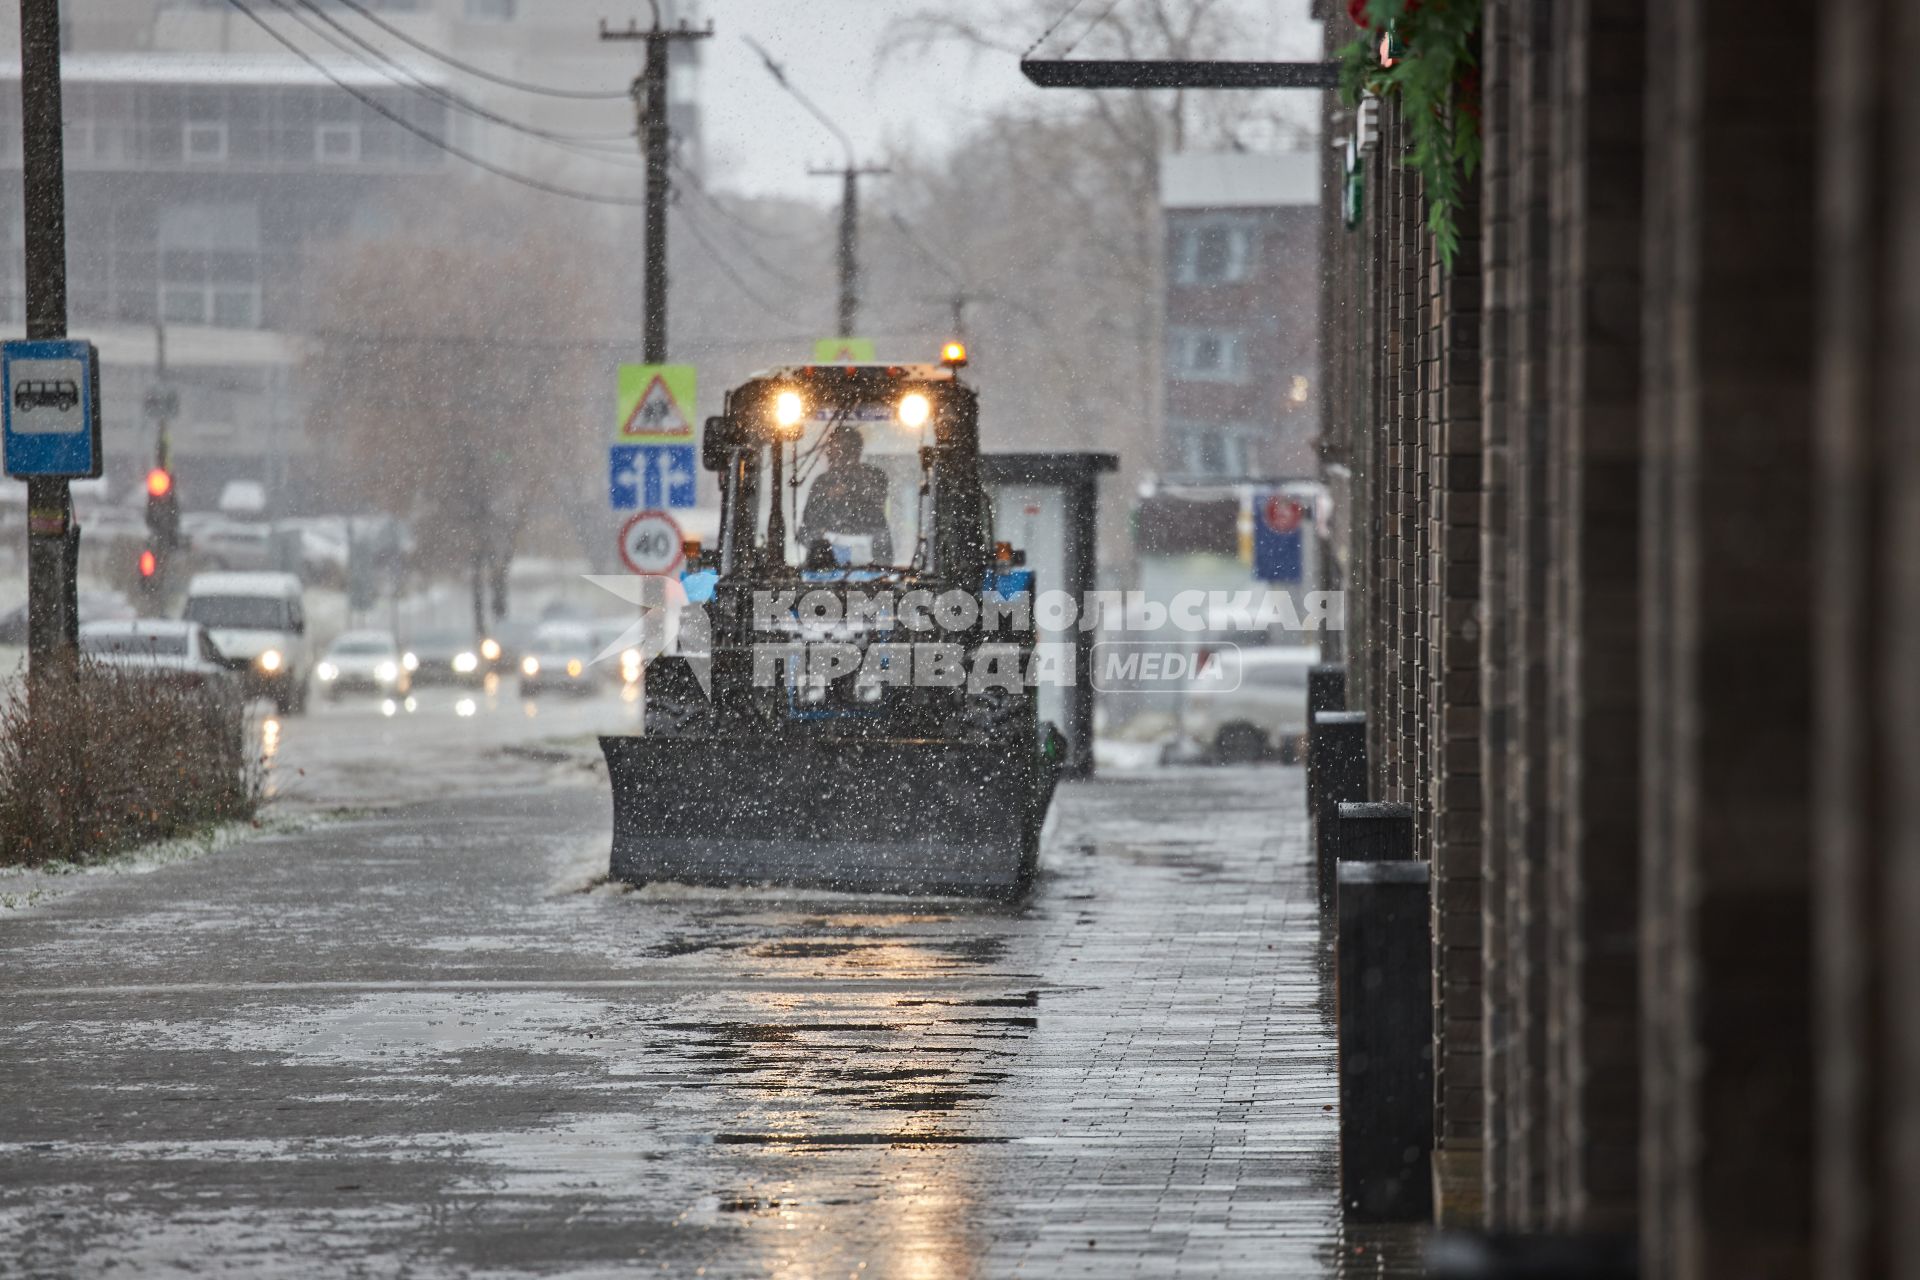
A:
[600,735,1050,898]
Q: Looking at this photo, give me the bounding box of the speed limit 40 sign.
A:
[618,509,685,576]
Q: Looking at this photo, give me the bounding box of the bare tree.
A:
[300,191,613,630]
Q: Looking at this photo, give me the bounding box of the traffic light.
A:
[138,464,179,610]
[144,466,179,547]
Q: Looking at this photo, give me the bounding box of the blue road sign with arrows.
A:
[610,443,697,510]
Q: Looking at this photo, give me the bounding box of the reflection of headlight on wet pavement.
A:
[455,697,477,717]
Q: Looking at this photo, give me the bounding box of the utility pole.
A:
[744,37,887,340]
[600,4,711,364]
[808,163,890,338]
[18,0,75,676]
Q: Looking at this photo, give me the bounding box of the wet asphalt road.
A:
[0,692,1425,1278]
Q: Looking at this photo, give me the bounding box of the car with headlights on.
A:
[403,627,485,687]
[518,622,599,697]
[315,629,411,699]
[180,571,310,714]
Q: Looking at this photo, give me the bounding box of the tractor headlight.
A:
[897,391,931,428]
[772,389,806,431]
[452,651,478,674]
[257,648,283,673]
[521,656,540,677]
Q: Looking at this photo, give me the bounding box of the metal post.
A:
[837,168,857,338]
[808,163,889,339]
[19,0,74,672]
[600,8,711,365]
[640,28,669,364]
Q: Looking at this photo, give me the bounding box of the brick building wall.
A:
[1542,0,1645,1231]
[1639,0,1818,1274]
[1814,0,1920,1276]
[1318,0,1916,1270]
[1475,0,1515,1218]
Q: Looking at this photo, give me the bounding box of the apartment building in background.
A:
[1159,150,1319,483]
[0,0,691,507]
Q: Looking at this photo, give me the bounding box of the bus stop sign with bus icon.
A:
[3,339,102,479]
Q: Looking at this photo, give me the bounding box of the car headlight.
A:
[257,648,283,673]
[374,660,398,683]
[480,638,502,662]
[316,662,338,681]
[402,651,419,672]
[566,659,584,678]
[452,651,478,674]
[521,656,540,677]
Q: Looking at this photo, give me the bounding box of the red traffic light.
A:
[138,548,158,578]
[146,468,173,499]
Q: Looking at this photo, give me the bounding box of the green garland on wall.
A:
[1338,0,1483,267]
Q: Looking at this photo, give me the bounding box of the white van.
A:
[180,571,311,713]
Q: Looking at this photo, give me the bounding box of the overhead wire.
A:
[669,155,808,243]
[669,158,812,290]
[224,0,651,207]
[672,205,811,327]
[327,0,633,100]
[263,0,646,169]
[1022,0,1093,57]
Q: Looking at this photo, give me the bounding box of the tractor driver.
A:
[798,422,893,563]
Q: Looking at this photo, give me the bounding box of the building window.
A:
[316,122,360,163]
[157,202,262,329]
[465,0,515,19]
[1168,423,1258,480]
[1167,327,1249,383]
[1172,219,1256,285]
[183,121,228,163]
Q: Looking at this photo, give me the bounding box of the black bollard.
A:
[1307,662,1347,716]
[1337,859,1434,1222]
[1334,801,1415,866]
[1311,710,1368,909]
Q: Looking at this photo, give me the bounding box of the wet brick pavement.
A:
[0,765,1427,1277]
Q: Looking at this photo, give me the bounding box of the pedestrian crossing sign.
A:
[812,338,876,364]
[615,364,696,441]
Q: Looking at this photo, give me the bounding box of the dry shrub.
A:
[0,661,261,867]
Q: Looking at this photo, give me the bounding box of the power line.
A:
[670,159,812,290]
[669,155,809,244]
[1023,0,1093,57]
[267,0,644,163]
[673,206,809,327]
[224,0,651,208]
[328,0,632,100]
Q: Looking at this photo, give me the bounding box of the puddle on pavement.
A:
[711,1132,1011,1147]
